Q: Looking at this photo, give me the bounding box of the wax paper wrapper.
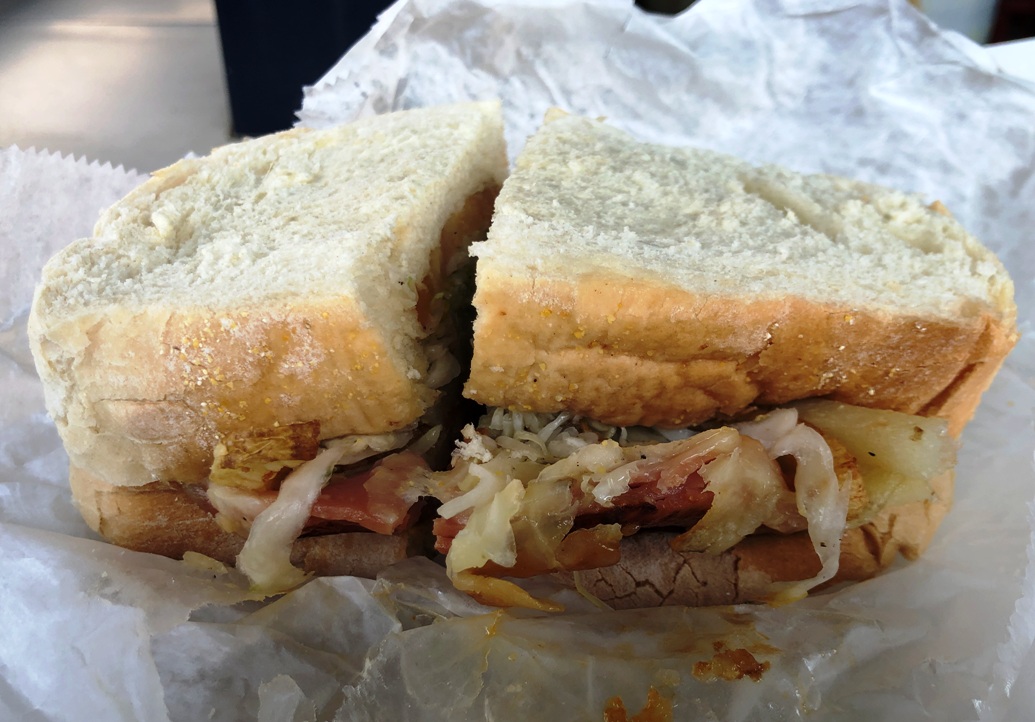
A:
[3,0,1035,720]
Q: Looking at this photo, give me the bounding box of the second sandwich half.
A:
[431,110,1017,611]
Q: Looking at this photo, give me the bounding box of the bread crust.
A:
[465,272,1016,435]
[69,465,429,579]
[466,111,1017,437]
[34,300,431,488]
[560,469,953,608]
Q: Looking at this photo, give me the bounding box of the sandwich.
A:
[430,111,1018,610]
[28,101,508,591]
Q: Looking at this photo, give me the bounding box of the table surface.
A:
[0,0,232,173]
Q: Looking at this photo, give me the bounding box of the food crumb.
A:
[603,687,672,722]
[692,642,771,682]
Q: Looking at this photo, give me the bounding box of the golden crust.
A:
[69,465,429,579]
[465,272,1017,435]
[563,470,954,609]
[37,301,428,489]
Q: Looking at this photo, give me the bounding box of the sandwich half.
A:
[29,101,507,591]
[431,111,1017,610]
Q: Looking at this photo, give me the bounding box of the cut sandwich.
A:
[28,101,508,592]
[431,110,1017,610]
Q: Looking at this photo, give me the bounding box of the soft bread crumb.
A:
[38,104,508,369]
[473,113,1014,323]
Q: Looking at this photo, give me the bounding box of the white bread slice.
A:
[29,102,507,489]
[465,111,1017,435]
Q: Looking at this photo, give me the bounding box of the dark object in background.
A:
[990,0,1035,42]
[214,1,389,137]
[635,0,695,13]
[214,0,1029,138]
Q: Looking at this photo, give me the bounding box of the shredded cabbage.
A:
[441,406,851,608]
[233,430,413,593]
[437,463,508,519]
[673,436,787,553]
[440,413,714,591]
[443,403,950,609]
[539,441,625,489]
[736,409,849,604]
[446,478,526,577]
[236,443,348,592]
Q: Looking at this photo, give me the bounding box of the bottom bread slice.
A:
[556,469,953,609]
[69,465,431,579]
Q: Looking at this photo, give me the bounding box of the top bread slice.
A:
[465,111,1017,434]
[30,101,508,488]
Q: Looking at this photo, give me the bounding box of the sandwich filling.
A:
[430,400,955,610]
[201,188,491,593]
[205,422,439,591]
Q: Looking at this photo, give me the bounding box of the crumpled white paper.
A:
[2,0,1034,720]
